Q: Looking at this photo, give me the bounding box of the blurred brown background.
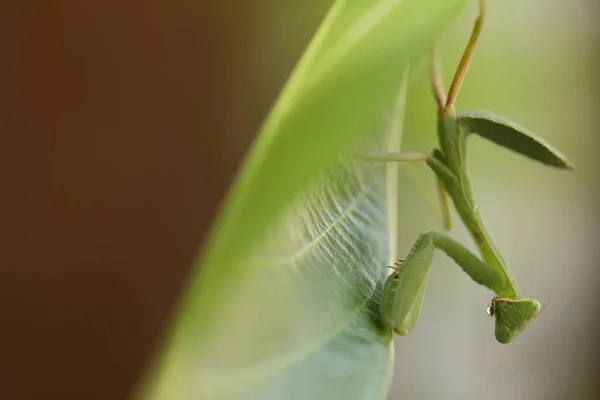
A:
[0,1,278,399]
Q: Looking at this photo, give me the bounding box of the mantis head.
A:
[487,296,541,344]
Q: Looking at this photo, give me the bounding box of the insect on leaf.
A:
[457,110,574,169]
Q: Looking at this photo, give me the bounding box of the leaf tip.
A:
[564,159,576,171]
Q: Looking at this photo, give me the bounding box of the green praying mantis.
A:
[366,0,574,343]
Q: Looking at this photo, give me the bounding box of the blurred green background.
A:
[225,0,599,399]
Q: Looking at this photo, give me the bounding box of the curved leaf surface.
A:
[185,157,393,399]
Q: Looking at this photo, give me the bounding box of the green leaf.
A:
[181,156,394,399]
[138,1,471,399]
[143,120,400,400]
[457,110,574,169]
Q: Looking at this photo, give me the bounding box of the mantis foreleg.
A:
[380,231,502,335]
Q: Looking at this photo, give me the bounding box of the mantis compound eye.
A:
[486,303,495,318]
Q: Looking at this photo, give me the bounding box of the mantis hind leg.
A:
[436,176,452,230]
[431,44,446,111]
[359,151,452,231]
[445,0,486,110]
